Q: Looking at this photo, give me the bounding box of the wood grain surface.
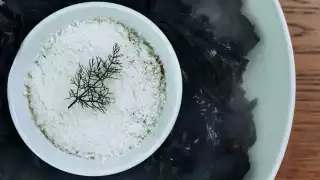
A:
[277,0,320,179]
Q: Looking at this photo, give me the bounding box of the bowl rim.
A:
[268,0,296,180]
[7,2,182,176]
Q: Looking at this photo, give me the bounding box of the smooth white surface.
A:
[7,2,182,176]
[242,0,295,180]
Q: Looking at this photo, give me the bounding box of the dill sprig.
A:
[67,43,123,113]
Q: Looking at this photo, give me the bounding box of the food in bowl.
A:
[2,0,294,179]
[24,17,167,160]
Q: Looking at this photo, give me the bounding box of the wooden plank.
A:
[277,0,320,179]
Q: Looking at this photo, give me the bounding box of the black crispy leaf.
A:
[0,0,259,180]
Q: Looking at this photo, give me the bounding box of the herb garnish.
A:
[67,43,123,113]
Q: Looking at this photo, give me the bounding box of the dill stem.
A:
[68,59,115,109]
[68,100,78,109]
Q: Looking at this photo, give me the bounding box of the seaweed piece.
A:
[0,4,23,145]
[0,0,259,180]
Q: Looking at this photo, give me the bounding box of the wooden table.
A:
[277,0,320,179]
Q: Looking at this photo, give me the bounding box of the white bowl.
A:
[243,0,295,179]
[7,2,182,176]
[7,0,295,179]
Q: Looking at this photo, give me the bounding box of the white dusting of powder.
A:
[193,89,220,147]
[0,0,4,6]
[25,18,166,160]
